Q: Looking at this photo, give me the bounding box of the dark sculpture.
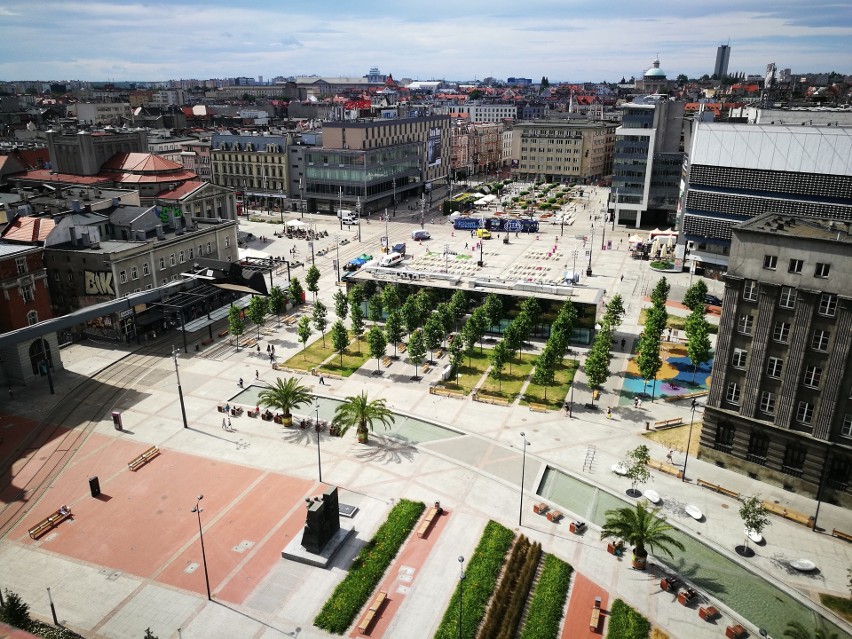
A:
[300,485,341,553]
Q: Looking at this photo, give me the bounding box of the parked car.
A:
[704,294,723,307]
[392,242,407,256]
[411,230,431,240]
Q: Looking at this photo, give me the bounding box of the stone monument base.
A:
[281,523,355,568]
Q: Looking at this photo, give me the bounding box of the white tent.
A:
[286,219,307,228]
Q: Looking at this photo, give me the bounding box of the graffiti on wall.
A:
[84,270,115,296]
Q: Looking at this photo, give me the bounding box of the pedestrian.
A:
[271,345,275,354]
[606,407,612,419]
[269,352,274,362]
[621,338,626,349]
[620,274,624,281]
[637,399,642,409]
[319,375,326,385]
[228,417,232,430]
[222,417,226,430]
[464,242,468,249]
[666,449,673,463]
[634,397,639,408]
[238,377,244,388]
[257,344,260,353]
[255,369,259,379]
[266,344,270,353]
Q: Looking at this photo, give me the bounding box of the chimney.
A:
[71,199,81,212]
[112,197,120,206]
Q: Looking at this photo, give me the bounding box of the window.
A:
[759,391,776,415]
[747,431,769,464]
[207,242,212,254]
[818,293,837,317]
[130,266,138,280]
[146,283,153,290]
[159,257,166,270]
[142,262,150,276]
[767,357,783,378]
[814,262,830,278]
[811,330,830,351]
[725,382,741,404]
[782,443,806,476]
[737,314,754,335]
[714,423,736,453]
[179,250,185,263]
[742,280,758,301]
[773,321,790,343]
[119,270,127,284]
[732,348,748,368]
[779,286,796,309]
[225,236,231,248]
[189,248,194,260]
[788,258,803,274]
[21,284,34,303]
[27,310,38,326]
[169,253,176,266]
[763,255,777,270]
[841,414,852,438]
[162,278,168,286]
[796,401,814,424]
[803,365,822,389]
[15,257,27,274]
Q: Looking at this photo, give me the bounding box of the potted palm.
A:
[257,377,312,427]
[331,391,394,444]
[600,502,685,570]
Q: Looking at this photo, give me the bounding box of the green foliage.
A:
[348,283,365,307]
[247,295,267,338]
[423,315,444,358]
[0,589,32,630]
[601,503,685,560]
[381,284,401,312]
[650,277,670,307]
[368,294,383,324]
[602,294,626,331]
[650,260,674,270]
[384,309,404,356]
[584,328,612,396]
[449,290,468,329]
[288,277,304,305]
[313,500,425,633]
[531,346,557,399]
[682,279,708,312]
[435,302,454,340]
[313,300,328,346]
[489,339,510,390]
[434,521,515,639]
[333,289,348,321]
[367,325,387,372]
[401,295,420,337]
[331,390,394,442]
[296,315,312,355]
[624,444,652,492]
[330,320,349,367]
[519,555,573,639]
[305,264,321,300]
[407,328,427,376]
[605,599,651,639]
[739,496,770,550]
[484,293,503,332]
[257,377,312,419]
[267,285,288,323]
[636,332,662,394]
[684,308,712,383]
[349,304,365,351]
[227,304,245,346]
[449,332,465,381]
[479,536,542,639]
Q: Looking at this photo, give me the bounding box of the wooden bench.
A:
[762,501,815,528]
[422,364,431,374]
[397,342,407,353]
[416,506,440,538]
[28,508,72,540]
[429,387,466,400]
[217,329,229,338]
[697,479,741,500]
[128,446,160,471]
[358,590,388,633]
[284,316,297,326]
[529,403,549,413]
[358,610,376,634]
[589,606,601,631]
[653,417,684,430]
[381,356,392,368]
[646,458,684,479]
[832,528,852,542]
[369,590,387,612]
[435,349,445,359]
[663,390,708,403]
[472,393,510,406]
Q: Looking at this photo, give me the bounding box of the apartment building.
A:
[447,103,518,124]
[69,103,132,125]
[700,213,852,506]
[210,133,290,210]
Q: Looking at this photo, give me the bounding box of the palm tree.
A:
[332,391,395,444]
[600,502,685,570]
[784,621,839,639]
[257,377,312,427]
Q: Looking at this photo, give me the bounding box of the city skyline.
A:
[1,0,851,83]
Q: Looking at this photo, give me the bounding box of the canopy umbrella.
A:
[628,234,642,244]
[286,219,307,228]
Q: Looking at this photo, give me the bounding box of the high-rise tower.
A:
[714,43,731,79]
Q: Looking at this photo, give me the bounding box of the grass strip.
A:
[313,499,425,634]
[518,554,574,639]
[605,599,651,639]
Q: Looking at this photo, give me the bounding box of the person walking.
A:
[238,377,244,388]
[606,407,613,420]
[222,417,227,430]
[227,417,232,431]
[255,369,259,379]
[666,449,674,463]
[319,375,326,386]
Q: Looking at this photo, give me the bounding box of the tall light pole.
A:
[46,587,59,625]
[356,196,362,242]
[586,221,595,277]
[314,400,322,483]
[682,399,703,482]
[190,495,212,600]
[279,188,284,225]
[420,193,426,229]
[338,186,343,230]
[457,555,465,639]
[571,250,578,284]
[172,346,189,429]
[518,432,529,527]
[335,234,341,283]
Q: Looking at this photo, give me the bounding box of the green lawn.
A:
[479,352,536,402]
[638,309,718,334]
[318,341,372,377]
[522,358,578,408]
[283,334,369,375]
[437,349,492,395]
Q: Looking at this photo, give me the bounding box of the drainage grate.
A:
[232,540,255,554]
[184,562,200,574]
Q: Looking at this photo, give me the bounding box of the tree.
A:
[514,311,532,356]
[584,329,612,405]
[381,284,401,313]
[636,332,663,398]
[401,295,420,338]
[407,328,427,379]
[331,391,394,443]
[247,295,267,339]
[348,283,366,309]
[449,289,468,330]
[144,628,160,639]
[520,298,541,335]
[531,345,557,399]
[469,89,483,100]
[783,622,840,639]
[368,294,383,325]
[367,325,387,374]
[685,309,712,383]
[288,277,305,306]
[414,289,433,321]
[435,302,454,345]
[350,304,365,352]
[0,589,32,630]
[296,316,313,358]
[228,304,244,350]
[267,285,288,326]
[602,294,626,331]
[423,315,444,362]
[738,496,770,556]
[650,277,670,307]
[384,309,404,358]
[312,300,328,347]
[462,322,478,367]
[469,306,490,353]
[330,320,349,367]
[623,445,652,496]
[305,264,321,301]
[257,377,312,427]
[600,502,685,570]
[682,279,708,312]
[484,293,503,334]
[448,332,464,383]
[489,339,510,391]
[502,320,523,374]
[645,305,668,340]
[333,289,348,321]
[550,301,577,355]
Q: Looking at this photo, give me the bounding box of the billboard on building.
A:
[427,128,442,166]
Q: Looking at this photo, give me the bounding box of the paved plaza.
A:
[0,187,850,639]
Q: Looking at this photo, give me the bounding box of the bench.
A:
[646,458,684,479]
[358,590,388,633]
[832,528,852,543]
[762,501,815,528]
[677,590,698,606]
[397,342,407,353]
[546,509,563,523]
[369,590,387,612]
[653,417,684,430]
[697,479,741,500]
[435,349,445,359]
[726,624,747,639]
[533,502,549,515]
[217,404,228,413]
[472,393,510,407]
[529,403,549,413]
[358,610,375,634]
[699,605,719,621]
[129,446,160,471]
[422,364,431,374]
[429,387,466,400]
[569,521,586,534]
[28,508,72,540]
[247,409,259,418]
[381,356,392,368]
[663,390,708,403]
[284,316,297,326]
[416,506,440,538]
[589,606,601,631]
[230,406,244,417]
[217,329,229,338]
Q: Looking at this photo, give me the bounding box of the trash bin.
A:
[89,476,101,498]
[645,421,651,431]
[111,411,123,431]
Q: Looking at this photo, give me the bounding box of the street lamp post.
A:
[190,495,212,600]
[279,189,284,224]
[335,234,341,283]
[356,196,362,242]
[458,556,465,639]
[571,250,578,284]
[314,400,323,483]
[587,222,595,277]
[420,193,426,229]
[518,432,529,527]
[338,186,343,230]
[46,587,58,625]
[682,399,703,482]
[600,209,607,251]
[172,346,189,429]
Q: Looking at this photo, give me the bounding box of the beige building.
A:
[511,120,616,183]
[69,103,132,126]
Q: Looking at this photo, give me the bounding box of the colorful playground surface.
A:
[620,342,712,405]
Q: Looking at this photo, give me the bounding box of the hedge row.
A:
[480,535,542,639]
[433,520,515,639]
[313,499,425,634]
[606,599,651,639]
[518,554,574,639]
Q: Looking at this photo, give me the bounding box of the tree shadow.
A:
[352,434,418,465]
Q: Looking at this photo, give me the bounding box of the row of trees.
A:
[227,276,306,348]
[635,278,669,399]
[584,294,626,405]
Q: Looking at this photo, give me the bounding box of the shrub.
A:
[519,555,573,639]
[0,589,31,631]
[313,499,425,633]
[479,536,542,639]
[649,260,674,270]
[606,599,651,639]
[434,521,515,639]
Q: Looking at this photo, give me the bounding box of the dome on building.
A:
[644,58,667,78]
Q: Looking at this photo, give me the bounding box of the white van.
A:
[380,252,404,267]
[337,209,358,225]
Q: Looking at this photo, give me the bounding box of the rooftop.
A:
[735,213,852,244]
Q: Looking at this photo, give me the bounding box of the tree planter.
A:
[357,432,369,444]
[632,550,648,570]
[282,415,293,427]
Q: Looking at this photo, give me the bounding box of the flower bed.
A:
[518,554,574,639]
[313,499,425,634]
[433,520,515,639]
[605,599,651,639]
[479,536,542,638]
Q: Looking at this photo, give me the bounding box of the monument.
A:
[282,485,355,567]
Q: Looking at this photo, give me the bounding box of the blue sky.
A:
[1,0,850,82]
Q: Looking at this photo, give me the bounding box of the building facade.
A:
[699,213,852,507]
[0,244,53,333]
[210,133,290,211]
[47,129,148,176]
[714,45,731,80]
[446,103,517,124]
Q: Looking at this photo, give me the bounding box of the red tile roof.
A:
[154,180,205,199]
[16,170,112,185]
[1,215,55,243]
[100,152,186,173]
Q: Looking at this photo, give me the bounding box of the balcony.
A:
[781,465,803,478]
[745,454,767,466]
[713,443,733,454]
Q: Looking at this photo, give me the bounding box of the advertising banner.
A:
[427,127,442,166]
